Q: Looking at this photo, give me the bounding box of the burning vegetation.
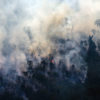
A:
[0,0,100,100]
[0,28,100,100]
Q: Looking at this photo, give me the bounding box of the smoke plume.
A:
[0,0,99,82]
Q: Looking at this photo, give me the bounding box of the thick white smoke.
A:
[0,0,99,77]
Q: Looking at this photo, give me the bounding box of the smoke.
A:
[0,0,99,80]
[66,0,100,33]
[0,0,70,75]
[0,0,100,100]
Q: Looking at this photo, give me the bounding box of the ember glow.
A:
[0,0,100,100]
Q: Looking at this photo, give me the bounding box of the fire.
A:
[51,59,55,64]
